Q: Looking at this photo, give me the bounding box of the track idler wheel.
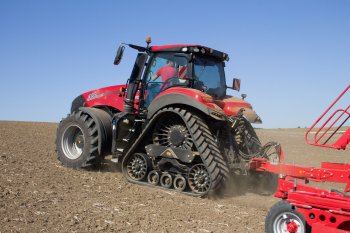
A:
[147,170,160,185]
[160,173,173,189]
[188,164,211,195]
[173,175,187,191]
[125,153,151,181]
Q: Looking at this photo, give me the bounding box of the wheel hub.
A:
[131,159,143,175]
[147,171,160,185]
[164,177,171,185]
[273,212,304,233]
[160,173,172,188]
[168,125,187,147]
[197,174,205,184]
[287,221,298,233]
[61,124,85,160]
[75,135,84,149]
[153,114,193,150]
[173,175,186,191]
[135,164,141,171]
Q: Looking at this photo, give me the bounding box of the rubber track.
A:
[56,110,100,168]
[177,108,230,192]
[122,107,230,195]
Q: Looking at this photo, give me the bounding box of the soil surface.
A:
[0,121,348,233]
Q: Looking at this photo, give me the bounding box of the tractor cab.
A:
[114,38,235,113]
[144,46,228,104]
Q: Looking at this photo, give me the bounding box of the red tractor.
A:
[56,38,277,196]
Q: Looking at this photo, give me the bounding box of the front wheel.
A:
[56,111,102,168]
[265,201,310,233]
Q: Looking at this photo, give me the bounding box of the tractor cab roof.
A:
[150,44,229,61]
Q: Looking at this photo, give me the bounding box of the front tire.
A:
[265,201,310,233]
[56,111,102,168]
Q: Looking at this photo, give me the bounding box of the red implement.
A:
[258,85,350,233]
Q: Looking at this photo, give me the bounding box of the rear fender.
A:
[216,96,262,124]
[79,107,112,156]
[147,93,226,121]
[242,108,262,124]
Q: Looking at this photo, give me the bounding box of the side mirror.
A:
[232,78,241,91]
[114,45,125,65]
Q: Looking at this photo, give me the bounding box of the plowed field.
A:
[0,121,348,232]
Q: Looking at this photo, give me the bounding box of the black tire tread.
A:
[169,107,230,192]
[56,110,101,168]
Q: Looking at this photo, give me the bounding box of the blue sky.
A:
[0,0,349,128]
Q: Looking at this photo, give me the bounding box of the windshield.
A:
[193,56,226,99]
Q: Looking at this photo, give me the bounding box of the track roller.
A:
[160,173,173,189]
[147,170,160,185]
[173,175,187,191]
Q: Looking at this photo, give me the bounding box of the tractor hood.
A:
[71,85,127,113]
[215,96,262,124]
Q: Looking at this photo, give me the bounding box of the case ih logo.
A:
[87,90,119,101]
[87,92,104,101]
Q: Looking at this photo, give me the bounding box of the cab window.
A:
[144,54,188,106]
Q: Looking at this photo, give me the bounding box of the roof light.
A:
[201,48,206,54]
[193,47,199,52]
[182,47,188,52]
[146,36,151,48]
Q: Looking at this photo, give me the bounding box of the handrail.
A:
[323,112,349,145]
[314,108,350,143]
[305,84,350,150]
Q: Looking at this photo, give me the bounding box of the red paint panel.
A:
[215,97,252,116]
[81,85,126,111]
[155,87,224,112]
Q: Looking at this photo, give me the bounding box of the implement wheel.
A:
[265,201,310,233]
